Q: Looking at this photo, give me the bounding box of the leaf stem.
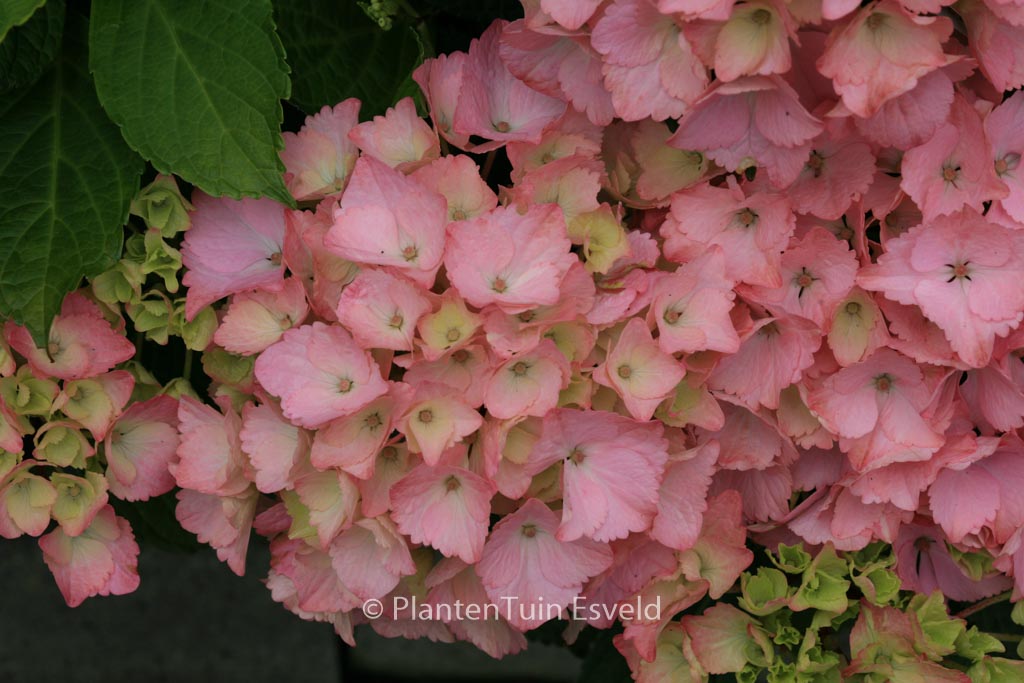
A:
[955,590,1012,619]
[183,348,193,381]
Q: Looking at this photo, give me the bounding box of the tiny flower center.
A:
[759,322,779,337]
[418,409,434,424]
[381,446,398,462]
[874,374,893,392]
[737,208,758,227]
[445,327,461,342]
[796,270,814,289]
[494,121,511,133]
[518,310,536,323]
[365,413,382,429]
[270,252,283,266]
[568,447,586,465]
[866,12,886,30]
[750,8,772,25]
[540,152,555,164]
[444,475,461,492]
[845,301,862,316]
[401,244,419,262]
[663,308,682,325]
[807,151,825,178]
[65,484,82,499]
[995,157,1009,175]
[338,378,353,393]
[914,536,934,552]
[388,314,404,329]
[521,523,537,538]
[947,261,972,281]
[941,165,960,183]
[492,277,508,293]
[617,365,632,379]
[451,208,467,221]
[452,349,470,363]
[512,361,529,377]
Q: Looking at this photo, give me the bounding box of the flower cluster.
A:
[4,0,1024,677]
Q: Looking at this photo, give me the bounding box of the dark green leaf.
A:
[0,0,63,92]
[0,0,45,42]
[0,15,142,344]
[275,0,424,118]
[111,491,202,553]
[89,0,292,205]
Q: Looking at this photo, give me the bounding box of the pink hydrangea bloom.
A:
[453,21,567,148]
[593,318,685,421]
[985,90,1024,225]
[213,278,309,356]
[176,487,258,576]
[325,156,448,286]
[254,323,390,428]
[390,464,496,563]
[335,269,432,351]
[708,314,820,411]
[281,99,361,201]
[857,211,1024,368]
[181,193,287,319]
[483,339,570,419]
[38,505,139,607]
[808,349,946,472]
[668,76,822,187]
[104,395,179,502]
[661,179,794,287]
[5,292,135,380]
[651,440,718,551]
[591,0,708,121]
[817,1,953,117]
[900,95,1007,222]
[477,498,613,630]
[445,204,575,312]
[348,97,440,172]
[172,395,251,496]
[739,227,858,329]
[310,395,394,479]
[528,409,669,542]
[239,400,309,494]
[650,248,739,355]
[413,52,469,148]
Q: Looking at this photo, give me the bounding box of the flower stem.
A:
[955,590,1012,619]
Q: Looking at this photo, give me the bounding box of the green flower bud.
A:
[123,360,162,403]
[0,451,22,481]
[0,366,58,416]
[92,259,146,306]
[172,300,217,351]
[955,627,1005,662]
[948,544,1000,582]
[281,489,317,543]
[201,347,255,389]
[123,232,147,263]
[130,174,193,237]
[1011,600,1024,627]
[34,422,92,468]
[967,657,1024,683]
[739,567,791,616]
[908,591,964,659]
[50,471,107,536]
[161,377,201,402]
[852,565,901,606]
[770,543,813,574]
[791,544,850,614]
[141,229,183,293]
[127,292,173,345]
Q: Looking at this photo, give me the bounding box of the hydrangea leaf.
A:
[0,0,45,42]
[89,0,292,205]
[275,0,423,118]
[0,0,63,92]
[0,16,142,345]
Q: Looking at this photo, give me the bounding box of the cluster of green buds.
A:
[92,176,215,354]
[643,542,1024,683]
